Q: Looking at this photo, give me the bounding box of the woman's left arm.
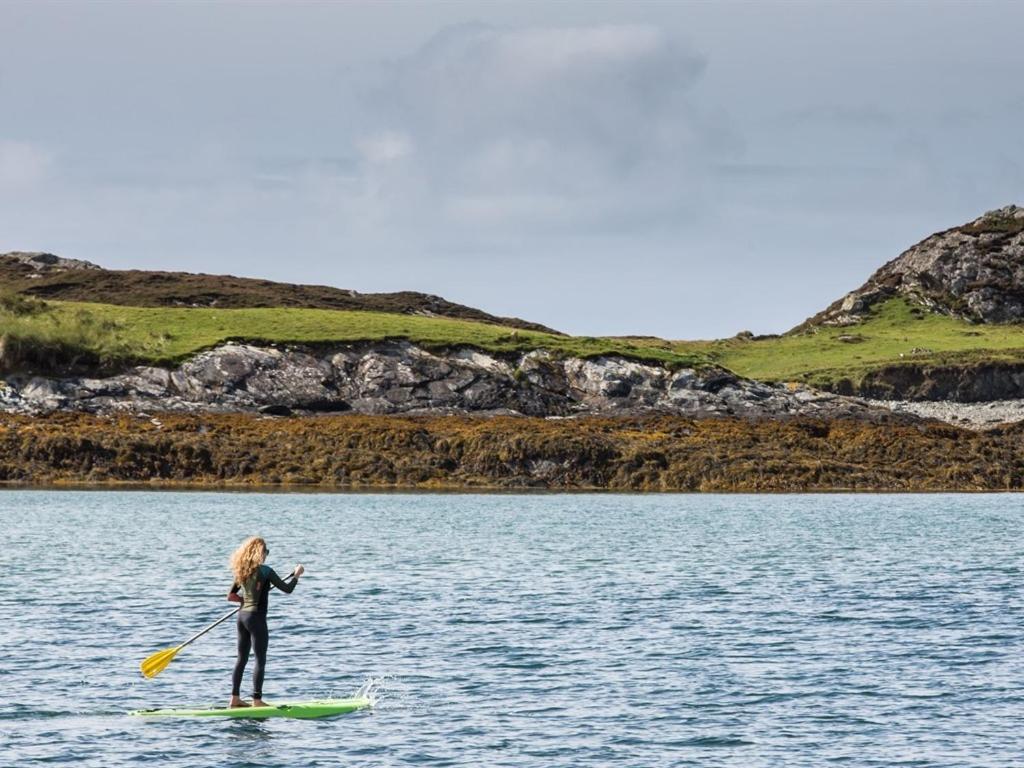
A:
[266,567,301,594]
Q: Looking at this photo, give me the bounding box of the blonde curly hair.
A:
[230,536,267,585]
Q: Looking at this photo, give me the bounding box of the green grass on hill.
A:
[0,299,711,371]
[3,295,1024,384]
[677,298,1024,386]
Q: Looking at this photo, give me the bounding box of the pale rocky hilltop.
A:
[804,205,1024,328]
[3,251,102,272]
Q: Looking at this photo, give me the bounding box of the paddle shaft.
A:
[176,570,297,652]
[178,606,239,650]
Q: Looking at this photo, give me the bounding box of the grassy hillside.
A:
[0,297,709,371]
[651,298,1024,388]
[3,293,1024,386]
[0,253,558,333]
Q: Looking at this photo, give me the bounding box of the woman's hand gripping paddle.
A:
[139,570,295,679]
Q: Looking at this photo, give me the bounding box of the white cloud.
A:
[351,23,723,236]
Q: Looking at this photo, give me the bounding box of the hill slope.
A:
[6,205,1024,409]
[636,205,1024,400]
[0,298,706,373]
[0,251,559,334]
[799,205,1024,329]
[686,297,1024,394]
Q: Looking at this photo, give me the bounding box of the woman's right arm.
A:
[228,582,242,603]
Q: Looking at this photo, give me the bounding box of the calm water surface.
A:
[1,492,1022,767]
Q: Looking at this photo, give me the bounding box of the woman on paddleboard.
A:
[227,536,304,708]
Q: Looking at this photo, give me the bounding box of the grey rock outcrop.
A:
[804,205,1024,328]
[829,360,1024,402]
[0,341,894,421]
[0,251,102,272]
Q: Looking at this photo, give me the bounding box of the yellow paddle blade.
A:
[140,646,180,679]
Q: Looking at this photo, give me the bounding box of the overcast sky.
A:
[1,1,1022,337]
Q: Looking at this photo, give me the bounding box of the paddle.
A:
[140,570,296,679]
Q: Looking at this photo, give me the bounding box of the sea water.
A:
[1,491,1022,767]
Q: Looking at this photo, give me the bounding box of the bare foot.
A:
[252,698,269,708]
[228,696,251,709]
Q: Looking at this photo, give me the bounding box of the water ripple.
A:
[1,491,1022,767]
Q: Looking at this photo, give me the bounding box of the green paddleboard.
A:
[131,696,371,720]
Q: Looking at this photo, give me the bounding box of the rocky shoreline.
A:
[4,339,1024,431]
[865,398,1024,429]
[0,340,898,422]
[6,338,1024,431]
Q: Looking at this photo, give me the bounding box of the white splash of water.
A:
[348,674,425,712]
[354,675,386,707]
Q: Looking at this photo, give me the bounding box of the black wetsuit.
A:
[229,565,298,699]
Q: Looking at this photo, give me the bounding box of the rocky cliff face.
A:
[804,205,1024,328]
[829,360,1024,402]
[0,341,890,421]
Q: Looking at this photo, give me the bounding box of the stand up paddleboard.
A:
[131,696,371,720]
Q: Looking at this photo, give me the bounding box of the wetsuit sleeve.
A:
[265,567,298,593]
[228,582,242,602]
